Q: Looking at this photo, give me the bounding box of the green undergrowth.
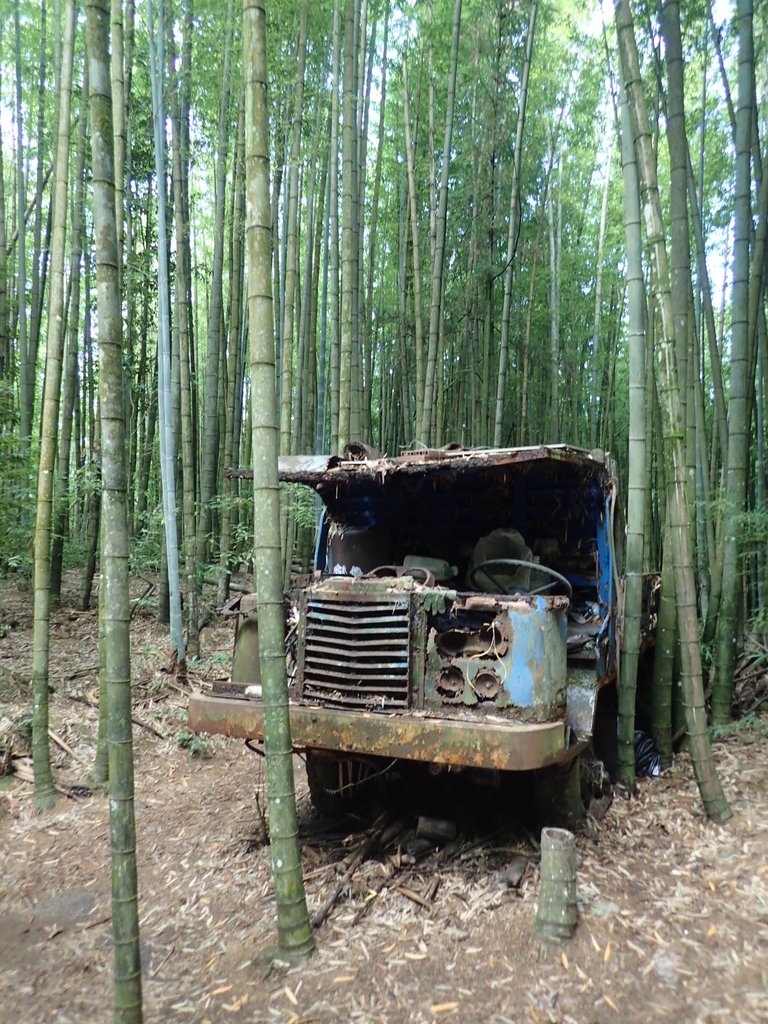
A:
[710,714,768,741]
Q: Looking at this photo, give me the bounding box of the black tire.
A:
[532,751,612,831]
[532,755,587,831]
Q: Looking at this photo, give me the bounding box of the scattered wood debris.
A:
[1,571,767,1024]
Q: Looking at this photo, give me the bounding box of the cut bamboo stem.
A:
[534,827,577,943]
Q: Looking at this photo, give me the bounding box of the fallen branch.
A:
[392,883,432,909]
[48,728,84,763]
[350,859,403,926]
[67,665,100,680]
[161,678,190,697]
[149,942,176,978]
[62,693,166,740]
[424,873,441,902]
[130,579,156,620]
[744,693,768,715]
[202,573,250,597]
[11,756,92,799]
[351,829,443,926]
[79,914,112,932]
[131,716,166,740]
[311,814,390,929]
[224,581,250,595]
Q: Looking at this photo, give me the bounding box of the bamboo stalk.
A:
[534,827,577,943]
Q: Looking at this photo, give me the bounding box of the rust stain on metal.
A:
[272,444,605,488]
[189,694,568,772]
[203,444,632,779]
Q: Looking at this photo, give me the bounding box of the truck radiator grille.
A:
[300,596,411,710]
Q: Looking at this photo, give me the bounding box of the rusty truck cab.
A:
[190,445,655,819]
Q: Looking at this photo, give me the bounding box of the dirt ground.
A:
[1,573,767,1024]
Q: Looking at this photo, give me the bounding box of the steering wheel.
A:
[468,558,573,598]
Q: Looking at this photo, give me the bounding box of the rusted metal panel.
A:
[230,594,260,690]
[228,445,607,485]
[296,584,413,711]
[202,444,648,776]
[307,574,422,601]
[188,693,570,771]
[424,595,568,720]
[275,444,605,487]
[297,578,569,722]
[565,667,600,739]
[226,455,340,479]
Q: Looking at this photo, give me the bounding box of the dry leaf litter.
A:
[1,572,767,1024]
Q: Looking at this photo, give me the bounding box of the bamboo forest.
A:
[1,1,767,1022]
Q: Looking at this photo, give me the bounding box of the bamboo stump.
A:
[534,827,577,943]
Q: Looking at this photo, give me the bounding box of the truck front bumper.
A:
[189,693,574,772]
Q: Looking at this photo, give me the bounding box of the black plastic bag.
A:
[634,729,662,777]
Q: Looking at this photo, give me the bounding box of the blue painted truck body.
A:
[190,446,657,780]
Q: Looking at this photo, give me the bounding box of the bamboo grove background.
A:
[0,0,766,717]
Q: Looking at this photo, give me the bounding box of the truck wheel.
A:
[532,755,587,830]
[305,749,377,818]
[533,752,612,831]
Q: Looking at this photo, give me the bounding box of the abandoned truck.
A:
[189,444,657,824]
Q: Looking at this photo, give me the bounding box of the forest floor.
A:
[1,571,768,1024]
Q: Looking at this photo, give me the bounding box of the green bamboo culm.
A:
[90,525,109,788]
[243,0,314,958]
[616,83,647,792]
[29,0,77,812]
[616,0,731,824]
[148,0,185,663]
[650,526,676,768]
[712,0,754,725]
[86,0,144,1019]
